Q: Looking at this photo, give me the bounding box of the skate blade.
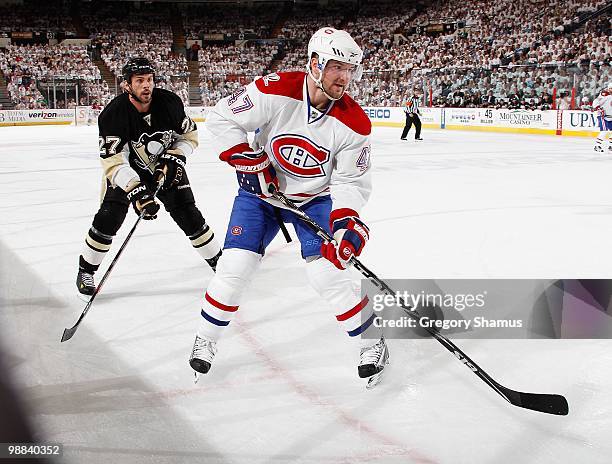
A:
[77,293,92,303]
[193,371,202,384]
[366,371,385,389]
[365,355,389,390]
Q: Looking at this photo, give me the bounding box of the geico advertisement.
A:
[363,107,395,121]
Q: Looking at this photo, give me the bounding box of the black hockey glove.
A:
[154,152,186,190]
[126,183,160,220]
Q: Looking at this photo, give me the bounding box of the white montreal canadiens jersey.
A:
[204,71,372,213]
[592,93,612,121]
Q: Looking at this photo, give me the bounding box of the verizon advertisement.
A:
[0,109,74,126]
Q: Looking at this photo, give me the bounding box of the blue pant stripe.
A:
[347,313,375,337]
[201,309,230,327]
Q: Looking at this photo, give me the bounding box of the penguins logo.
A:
[131,131,174,172]
[270,134,331,178]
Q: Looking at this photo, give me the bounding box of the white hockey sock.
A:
[81,226,113,269]
[197,248,261,341]
[190,224,222,259]
[306,258,380,343]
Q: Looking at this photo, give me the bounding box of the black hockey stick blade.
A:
[61,299,94,342]
[424,320,569,416]
[498,384,569,415]
[61,325,78,343]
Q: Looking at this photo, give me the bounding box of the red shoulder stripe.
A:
[255,72,304,101]
[328,94,371,136]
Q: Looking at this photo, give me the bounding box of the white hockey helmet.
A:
[306,27,363,99]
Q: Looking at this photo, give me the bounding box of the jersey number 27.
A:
[227,88,254,114]
[99,136,121,158]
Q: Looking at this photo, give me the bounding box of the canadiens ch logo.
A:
[231,225,243,235]
[270,134,331,178]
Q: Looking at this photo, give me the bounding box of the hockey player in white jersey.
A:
[189,27,388,388]
[592,83,612,153]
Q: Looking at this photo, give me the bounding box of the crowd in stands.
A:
[182,4,277,40]
[0,44,111,109]
[3,75,46,110]
[0,1,75,36]
[197,43,279,105]
[158,77,190,105]
[424,65,611,110]
[81,1,190,104]
[346,3,417,57]
[347,0,610,108]
[275,6,344,72]
[189,0,609,110]
[0,0,609,111]
[525,12,610,66]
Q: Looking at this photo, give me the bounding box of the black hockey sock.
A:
[79,255,99,274]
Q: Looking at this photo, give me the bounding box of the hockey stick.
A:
[272,190,569,416]
[61,181,164,343]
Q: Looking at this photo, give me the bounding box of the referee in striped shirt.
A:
[401,88,423,141]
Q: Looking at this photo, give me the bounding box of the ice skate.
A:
[358,338,389,389]
[594,145,604,152]
[189,335,217,383]
[206,250,222,272]
[76,269,96,301]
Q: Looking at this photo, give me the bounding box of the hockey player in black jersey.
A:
[76,57,222,299]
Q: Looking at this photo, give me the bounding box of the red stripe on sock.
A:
[205,292,239,312]
[336,295,369,322]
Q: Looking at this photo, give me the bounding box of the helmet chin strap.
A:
[126,84,145,104]
[307,65,344,101]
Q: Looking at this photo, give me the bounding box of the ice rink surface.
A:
[1,124,611,463]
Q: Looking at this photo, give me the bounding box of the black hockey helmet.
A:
[122,57,155,83]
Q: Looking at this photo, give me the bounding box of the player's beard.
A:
[321,72,349,100]
[138,89,152,103]
[325,82,346,100]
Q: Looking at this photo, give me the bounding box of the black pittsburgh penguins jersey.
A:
[98,88,197,189]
